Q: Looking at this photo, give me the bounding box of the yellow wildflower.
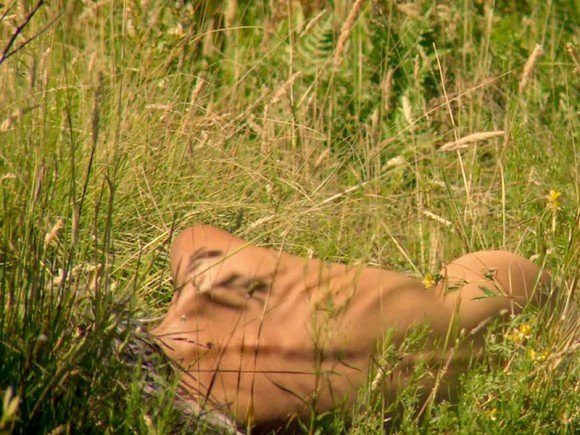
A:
[546,189,562,211]
[423,273,436,288]
[519,324,532,337]
[505,324,531,343]
[507,331,524,343]
[528,348,549,361]
[422,273,442,289]
[538,350,549,361]
[488,408,498,421]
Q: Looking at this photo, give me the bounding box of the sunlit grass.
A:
[0,0,578,433]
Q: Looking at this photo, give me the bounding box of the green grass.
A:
[0,0,578,433]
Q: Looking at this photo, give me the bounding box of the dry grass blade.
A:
[418,347,456,418]
[245,215,277,232]
[397,3,421,18]
[262,71,301,152]
[439,130,505,152]
[565,42,579,74]
[382,222,421,275]
[385,155,405,168]
[0,108,23,132]
[1,0,575,432]
[334,0,365,67]
[270,71,301,106]
[402,96,413,126]
[145,104,174,111]
[1,173,17,181]
[314,148,330,168]
[380,68,394,112]
[190,75,205,107]
[519,44,543,92]
[0,0,45,65]
[0,105,39,132]
[299,9,327,38]
[224,0,237,28]
[422,210,452,228]
[44,218,64,248]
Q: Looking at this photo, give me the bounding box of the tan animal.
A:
[150,225,549,429]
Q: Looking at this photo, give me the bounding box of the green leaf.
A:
[471,285,499,300]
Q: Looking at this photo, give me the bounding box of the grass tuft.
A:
[0,0,578,433]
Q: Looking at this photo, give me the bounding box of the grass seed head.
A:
[397,3,421,18]
[402,96,413,126]
[44,218,64,248]
[565,42,579,73]
[334,0,365,68]
[225,0,237,28]
[519,44,543,92]
[380,68,394,112]
[439,131,505,152]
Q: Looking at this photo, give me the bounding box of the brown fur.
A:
[150,225,549,427]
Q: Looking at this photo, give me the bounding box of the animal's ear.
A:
[175,248,225,285]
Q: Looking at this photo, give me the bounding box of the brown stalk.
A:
[0,0,56,67]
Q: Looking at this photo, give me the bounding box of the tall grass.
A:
[0,0,578,433]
